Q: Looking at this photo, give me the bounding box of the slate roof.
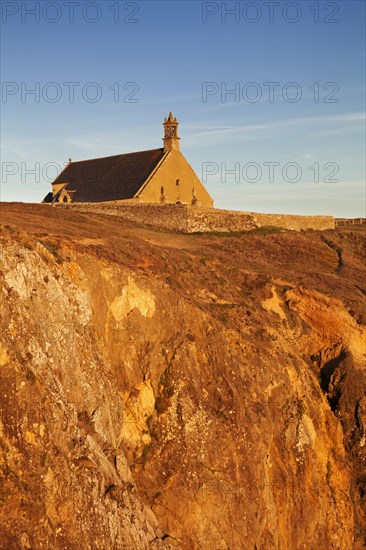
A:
[42,192,54,203]
[43,148,166,203]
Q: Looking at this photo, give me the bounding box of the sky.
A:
[0,0,365,216]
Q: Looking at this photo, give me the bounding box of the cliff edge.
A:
[0,203,365,549]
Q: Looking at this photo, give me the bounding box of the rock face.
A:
[0,204,365,549]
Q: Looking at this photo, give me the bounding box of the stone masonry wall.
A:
[58,202,189,232]
[56,203,335,233]
[250,212,335,231]
[186,207,257,232]
[186,208,334,232]
[335,218,365,227]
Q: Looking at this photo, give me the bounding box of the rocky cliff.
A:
[0,204,365,549]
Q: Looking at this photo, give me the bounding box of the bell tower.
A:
[163,112,180,152]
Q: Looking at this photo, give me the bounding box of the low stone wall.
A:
[250,212,334,232]
[335,218,365,227]
[187,207,334,232]
[186,207,257,232]
[58,202,188,232]
[56,203,335,233]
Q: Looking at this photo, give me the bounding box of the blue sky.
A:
[1,0,365,216]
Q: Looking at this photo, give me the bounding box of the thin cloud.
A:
[184,113,365,146]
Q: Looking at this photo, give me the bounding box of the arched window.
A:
[161,186,164,195]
